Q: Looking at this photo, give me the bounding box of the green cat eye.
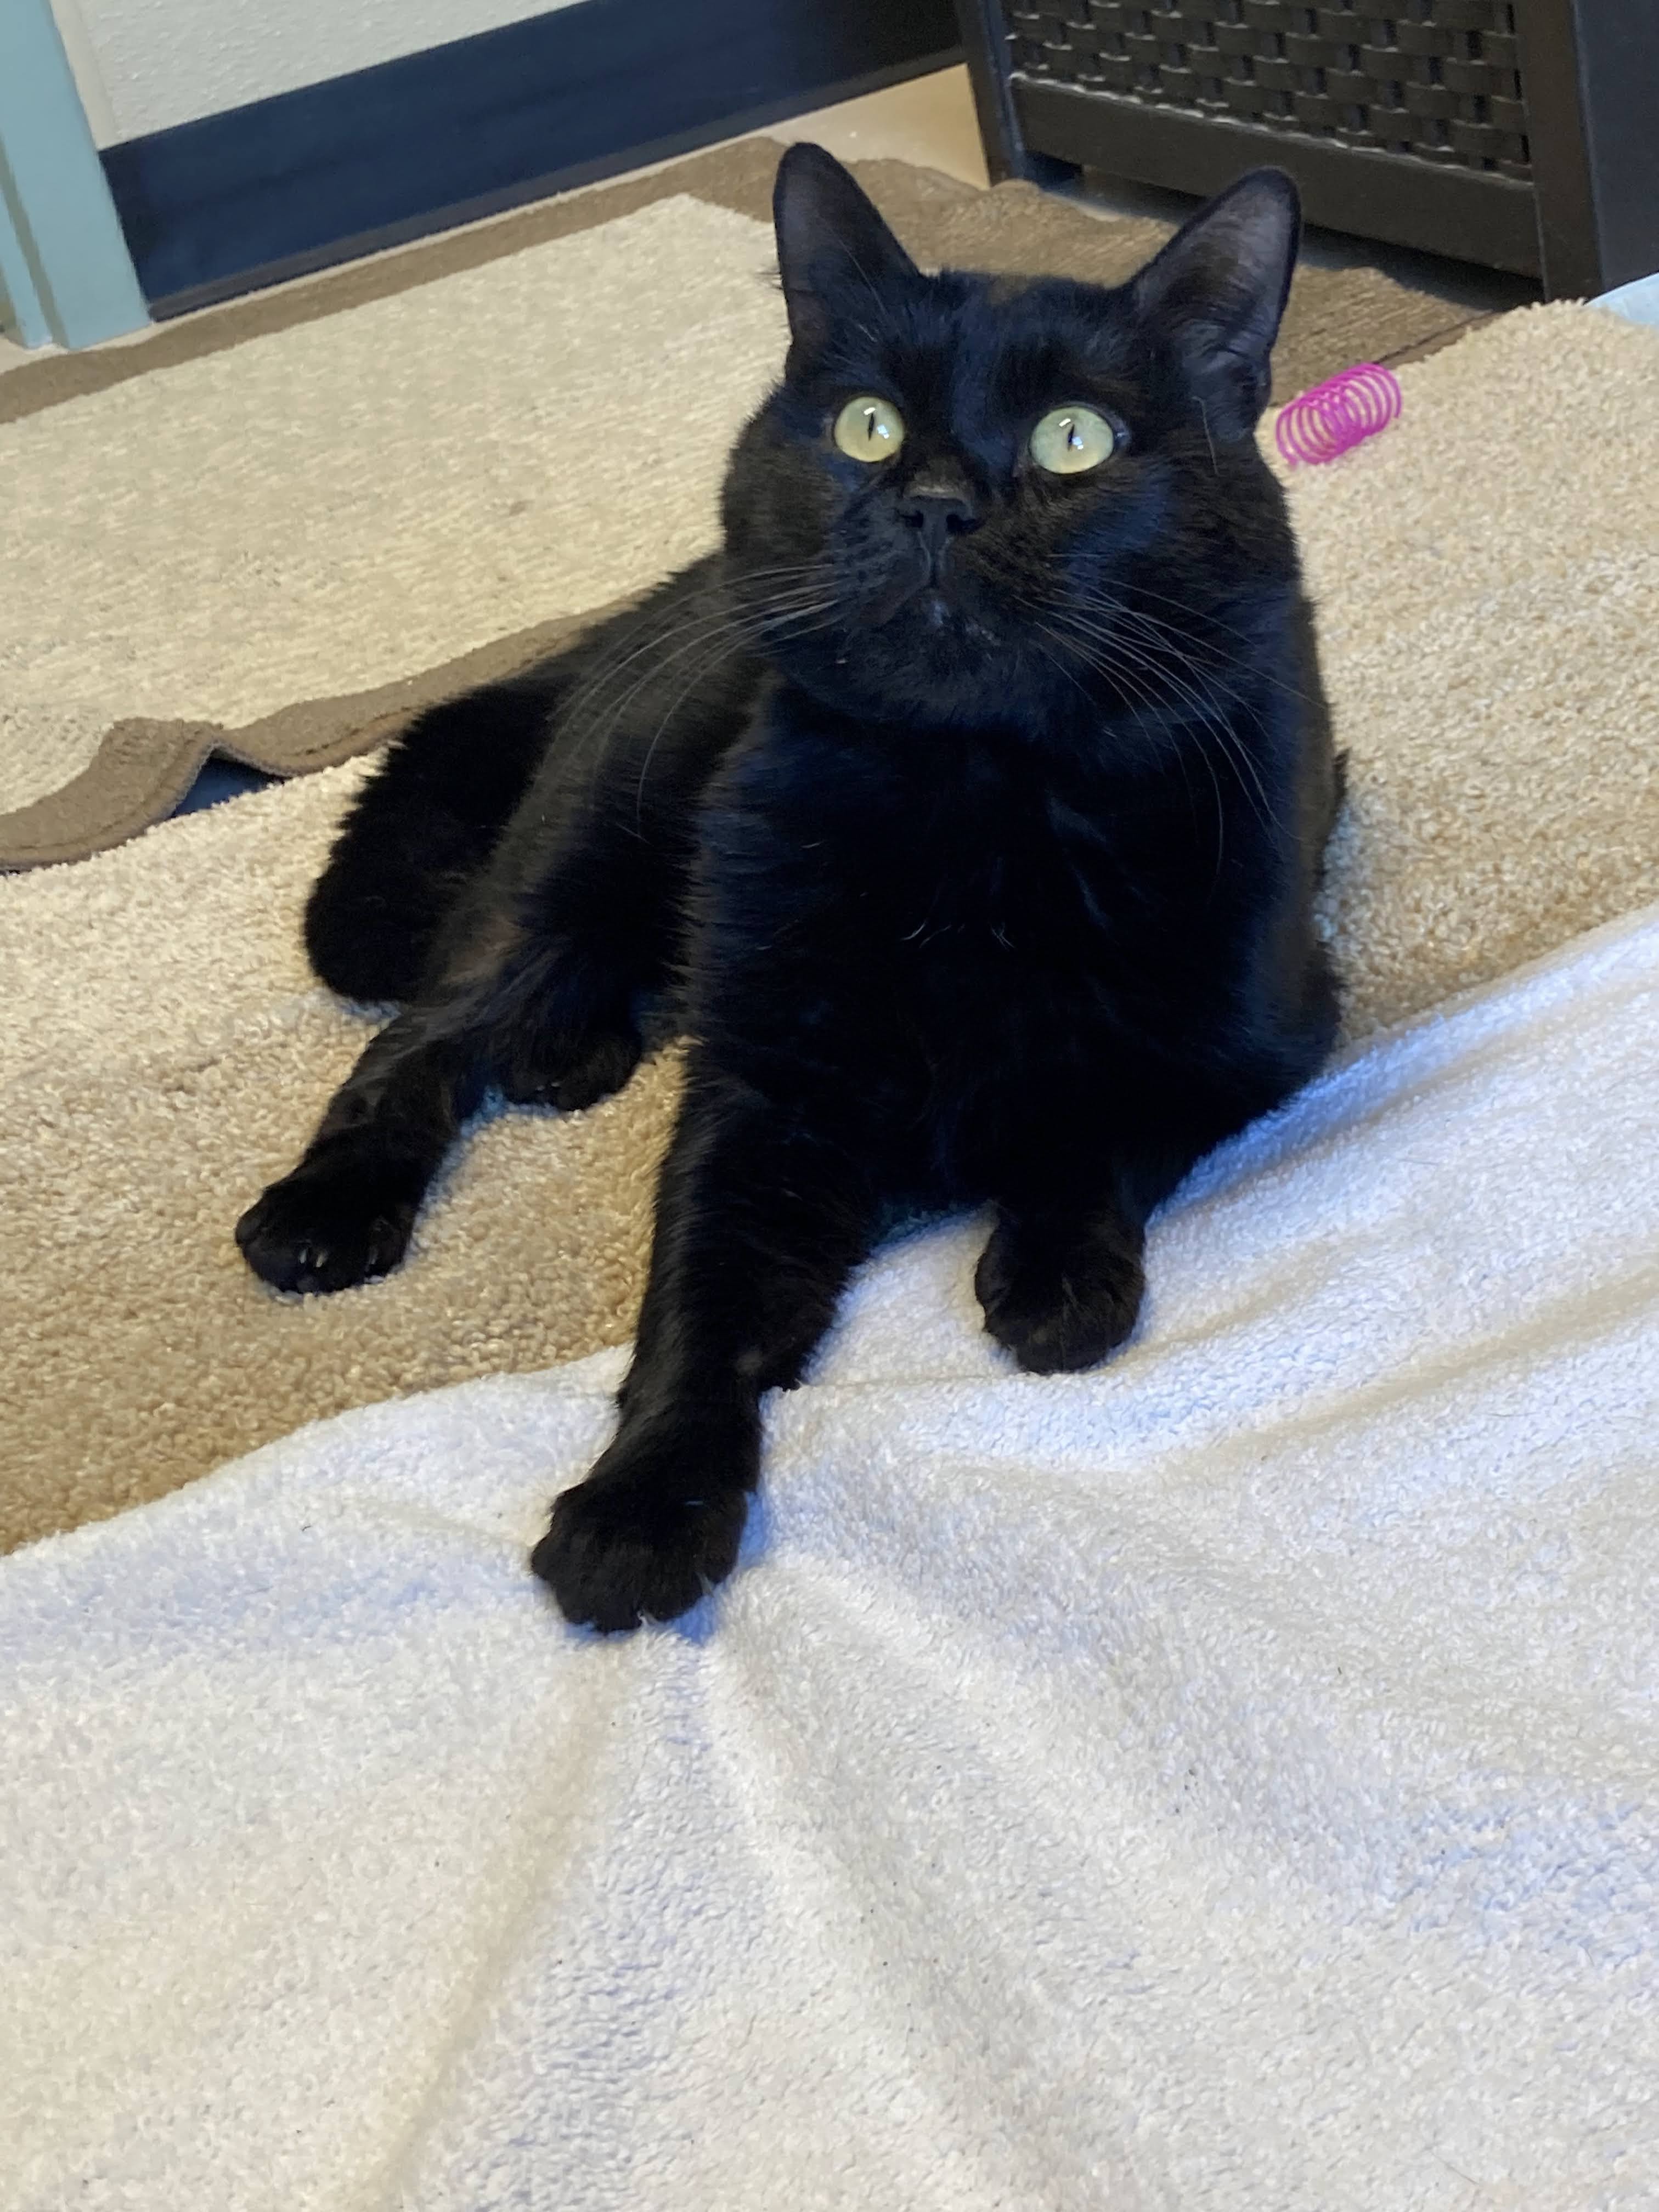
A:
[833,395,906,462]
[1030,404,1118,475]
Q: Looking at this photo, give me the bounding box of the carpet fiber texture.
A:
[2,251,1655,1551]
[2,137,1493,868]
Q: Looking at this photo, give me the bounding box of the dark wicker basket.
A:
[957,0,1659,295]
[1006,1,1530,174]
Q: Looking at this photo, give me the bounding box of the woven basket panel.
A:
[1005,0,1532,177]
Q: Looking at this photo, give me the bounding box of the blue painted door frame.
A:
[0,0,146,348]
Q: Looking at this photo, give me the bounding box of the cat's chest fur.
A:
[693,693,1263,1071]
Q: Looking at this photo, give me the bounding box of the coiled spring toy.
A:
[1273,363,1403,466]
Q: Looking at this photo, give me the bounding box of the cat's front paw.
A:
[975,1211,1144,1374]
[498,1024,641,1112]
[235,1164,416,1294]
[531,1417,757,1631]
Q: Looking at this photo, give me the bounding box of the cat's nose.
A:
[897,487,980,561]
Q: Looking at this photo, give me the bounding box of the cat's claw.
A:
[235,1170,416,1294]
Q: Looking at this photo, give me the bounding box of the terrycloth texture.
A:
[4,899,1657,2212]
[3,300,1658,1553]
[0,141,1488,867]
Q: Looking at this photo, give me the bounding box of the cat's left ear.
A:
[1130,168,1300,437]
[774,142,920,359]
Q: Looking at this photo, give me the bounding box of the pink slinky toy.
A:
[1273,363,1402,466]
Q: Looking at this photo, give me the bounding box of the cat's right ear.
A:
[1129,167,1300,437]
[773,142,919,359]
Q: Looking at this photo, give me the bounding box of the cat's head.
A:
[723,144,1303,730]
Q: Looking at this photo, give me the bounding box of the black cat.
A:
[237,145,1342,1632]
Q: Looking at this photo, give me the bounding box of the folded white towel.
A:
[4,902,1657,2212]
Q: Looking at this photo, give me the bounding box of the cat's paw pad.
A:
[975,1217,1144,1375]
[235,1169,416,1295]
[531,1429,753,1631]
[499,1027,642,1113]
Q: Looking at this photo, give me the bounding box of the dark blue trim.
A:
[101,0,960,317]
[173,759,279,817]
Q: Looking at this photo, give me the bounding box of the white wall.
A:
[49,0,584,147]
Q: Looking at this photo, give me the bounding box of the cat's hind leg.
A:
[304,677,560,1005]
[245,558,760,1293]
[306,552,751,1008]
[238,849,665,1294]
[240,800,671,1294]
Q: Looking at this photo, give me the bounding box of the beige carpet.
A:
[1,137,1491,869]
[3,220,1655,1552]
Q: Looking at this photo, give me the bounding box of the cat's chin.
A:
[774,591,1024,722]
[881,584,998,648]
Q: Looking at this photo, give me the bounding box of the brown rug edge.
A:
[0,610,623,871]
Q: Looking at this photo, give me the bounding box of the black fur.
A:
[239,149,1341,1631]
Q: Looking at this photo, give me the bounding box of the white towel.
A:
[5,902,1657,2212]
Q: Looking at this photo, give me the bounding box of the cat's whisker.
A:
[1040,600,1223,713]
[1092,606,1273,715]
[556,601,743,746]
[556,614,776,812]
[1025,618,1224,878]
[553,565,829,748]
[562,620,753,778]
[1036,610,1278,847]
[631,641,756,833]
[1076,587,1317,708]
[625,592,841,830]
[1039,601,1284,834]
[1092,618,1293,737]
[928,539,1279,852]
[1047,596,1238,693]
[1054,614,1257,762]
[1025,627,1095,709]
[1028,620,1226,887]
[556,577,831,772]
[1020,599,1217,836]
[1089,662,1276,847]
